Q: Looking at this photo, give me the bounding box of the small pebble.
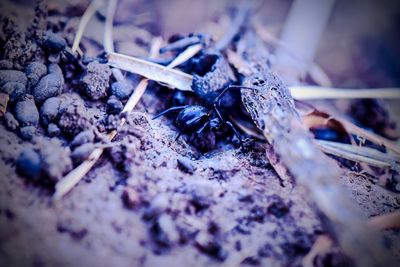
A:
[71,129,95,148]
[106,95,123,114]
[42,31,67,52]
[0,70,27,87]
[4,82,26,102]
[47,123,60,137]
[33,73,64,103]
[177,156,195,174]
[25,62,47,86]
[71,143,95,164]
[48,63,64,83]
[4,112,19,131]
[40,97,61,125]
[14,96,39,126]
[110,81,133,100]
[16,147,41,179]
[34,137,72,182]
[81,61,111,100]
[20,126,36,140]
[58,101,92,136]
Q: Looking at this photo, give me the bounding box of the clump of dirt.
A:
[80,60,112,100]
[16,136,72,184]
[58,96,93,137]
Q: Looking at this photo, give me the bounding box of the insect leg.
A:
[153,105,189,120]
[225,120,243,145]
[213,85,258,121]
[175,132,182,141]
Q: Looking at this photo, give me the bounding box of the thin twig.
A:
[253,19,333,86]
[369,210,400,230]
[72,0,104,53]
[104,0,118,53]
[340,119,400,156]
[215,3,251,51]
[164,43,202,70]
[107,52,193,91]
[316,140,396,168]
[54,0,163,199]
[232,116,398,170]
[291,86,400,100]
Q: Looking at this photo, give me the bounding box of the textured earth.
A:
[0,1,400,267]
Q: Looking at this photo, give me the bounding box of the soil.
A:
[0,1,399,267]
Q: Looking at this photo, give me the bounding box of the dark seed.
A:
[71,129,95,148]
[106,95,123,114]
[25,62,47,86]
[71,143,95,164]
[110,81,133,100]
[0,70,27,87]
[16,147,41,179]
[14,96,39,126]
[48,63,64,83]
[4,112,19,131]
[42,31,67,52]
[3,82,26,103]
[40,97,61,125]
[33,74,64,103]
[47,123,60,137]
[20,126,36,140]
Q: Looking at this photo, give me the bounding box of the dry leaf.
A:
[164,43,202,70]
[107,52,193,91]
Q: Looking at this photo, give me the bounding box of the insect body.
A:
[153,85,255,144]
[153,49,256,145]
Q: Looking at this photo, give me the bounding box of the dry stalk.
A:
[71,0,105,53]
[104,0,118,53]
[164,43,202,70]
[291,86,400,100]
[368,210,400,230]
[240,68,395,266]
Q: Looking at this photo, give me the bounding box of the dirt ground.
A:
[0,0,399,267]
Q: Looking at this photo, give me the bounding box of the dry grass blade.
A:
[53,78,151,200]
[54,0,163,199]
[104,0,118,53]
[214,3,251,51]
[164,43,202,70]
[54,148,103,199]
[290,86,400,100]
[340,119,400,156]
[226,49,252,76]
[232,116,398,170]
[307,64,333,87]
[302,235,333,267]
[72,0,104,53]
[107,52,193,91]
[316,140,396,168]
[369,210,400,230]
[253,19,333,86]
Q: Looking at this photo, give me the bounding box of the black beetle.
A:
[153,85,256,144]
